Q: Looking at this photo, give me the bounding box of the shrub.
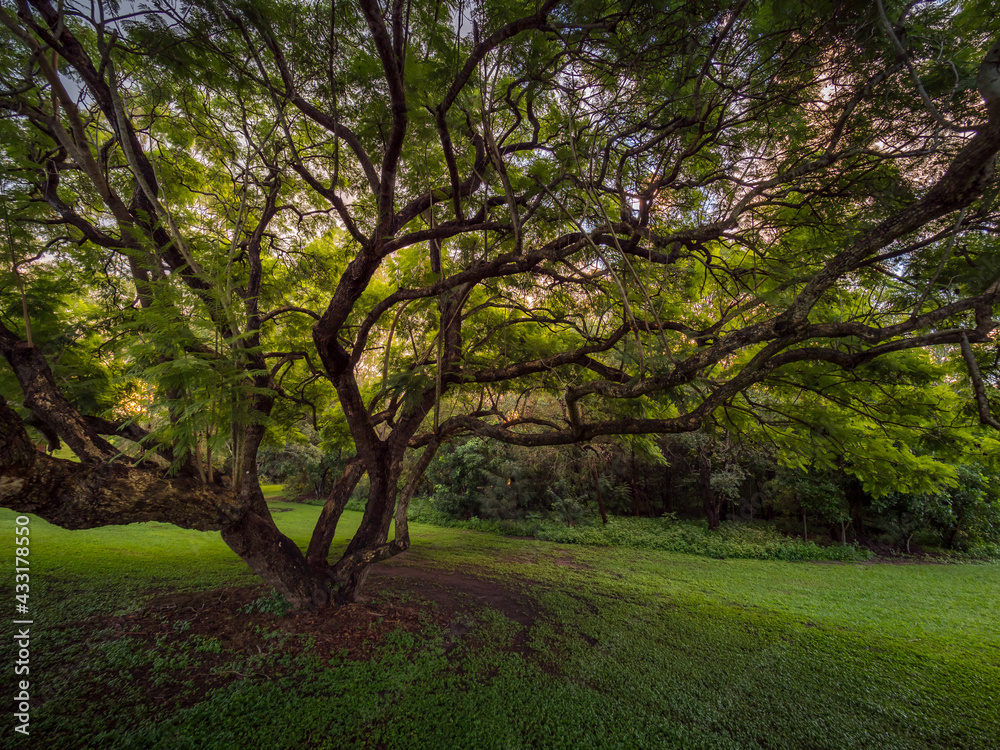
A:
[408,503,873,563]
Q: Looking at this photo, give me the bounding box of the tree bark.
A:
[0,399,242,530]
[698,449,720,531]
[221,501,328,610]
[330,447,407,602]
[0,323,117,462]
[591,463,609,525]
[306,458,365,570]
[630,450,641,517]
[221,393,331,610]
[1,320,331,608]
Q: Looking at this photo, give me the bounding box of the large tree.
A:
[2,0,999,608]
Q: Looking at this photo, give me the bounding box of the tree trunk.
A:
[945,520,962,550]
[698,450,720,531]
[306,459,366,571]
[846,478,867,543]
[221,418,330,609]
[630,450,641,517]
[221,501,328,609]
[590,464,608,525]
[663,464,673,514]
[329,446,410,603]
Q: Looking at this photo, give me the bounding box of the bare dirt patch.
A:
[58,554,544,717]
[370,560,539,627]
[552,557,590,569]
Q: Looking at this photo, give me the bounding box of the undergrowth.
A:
[407,504,873,562]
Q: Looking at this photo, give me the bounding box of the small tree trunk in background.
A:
[630,450,641,517]
[840,520,847,545]
[205,431,214,484]
[191,435,207,484]
[663,464,673,514]
[590,464,608,525]
[698,450,719,531]
[945,520,962,550]
[846,478,867,543]
[801,505,808,542]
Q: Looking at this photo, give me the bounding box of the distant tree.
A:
[3,0,1000,607]
[872,463,1000,551]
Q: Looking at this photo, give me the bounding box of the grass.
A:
[1,504,998,749]
[260,484,286,500]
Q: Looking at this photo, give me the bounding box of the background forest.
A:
[260,426,1000,559]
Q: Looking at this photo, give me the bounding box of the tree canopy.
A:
[2,0,1000,607]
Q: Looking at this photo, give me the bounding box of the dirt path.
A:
[370,557,539,627]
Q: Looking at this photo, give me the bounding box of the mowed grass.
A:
[1,504,998,749]
[260,484,286,500]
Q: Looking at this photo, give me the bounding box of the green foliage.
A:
[258,430,351,501]
[0,261,119,419]
[408,504,872,563]
[766,467,850,524]
[425,438,502,519]
[419,432,1000,556]
[241,589,292,617]
[871,464,1000,552]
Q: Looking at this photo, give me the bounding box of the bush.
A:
[966,542,1000,561]
[408,502,873,563]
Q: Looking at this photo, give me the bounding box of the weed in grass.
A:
[241,589,293,616]
[191,635,224,654]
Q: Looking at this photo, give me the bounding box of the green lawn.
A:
[1,504,998,749]
[260,484,286,500]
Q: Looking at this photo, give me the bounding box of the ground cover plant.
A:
[2,504,998,750]
[4,0,1000,614]
[407,507,876,562]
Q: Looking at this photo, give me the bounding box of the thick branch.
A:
[0,400,242,530]
[306,458,365,570]
[960,333,1000,430]
[0,322,117,462]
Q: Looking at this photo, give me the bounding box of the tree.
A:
[870,462,1000,552]
[2,0,1000,608]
